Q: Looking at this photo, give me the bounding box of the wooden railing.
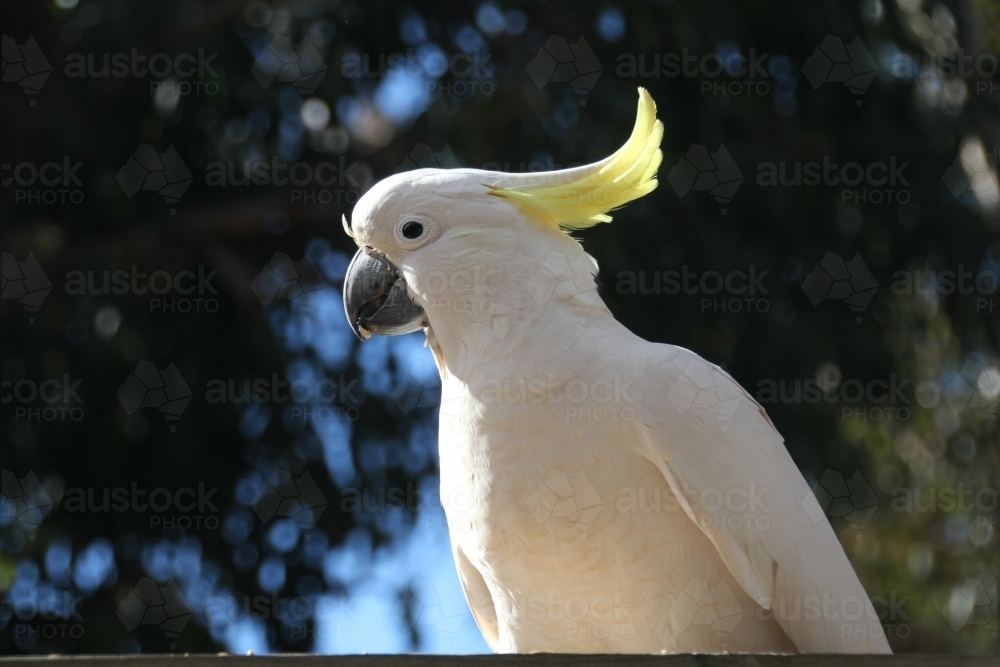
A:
[0,654,995,667]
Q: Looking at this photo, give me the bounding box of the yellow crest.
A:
[490,88,663,230]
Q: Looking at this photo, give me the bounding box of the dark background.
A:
[1,0,998,656]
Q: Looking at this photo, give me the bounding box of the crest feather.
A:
[490,88,663,230]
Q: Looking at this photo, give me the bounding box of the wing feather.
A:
[637,346,891,654]
[454,544,500,652]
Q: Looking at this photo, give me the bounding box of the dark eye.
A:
[401,220,424,239]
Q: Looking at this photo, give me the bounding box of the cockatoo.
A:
[342,88,891,654]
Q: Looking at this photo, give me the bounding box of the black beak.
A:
[343,249,427,340]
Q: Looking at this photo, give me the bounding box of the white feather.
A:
[346,90,892,654]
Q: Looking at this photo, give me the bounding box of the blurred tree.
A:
[0,0,998,655]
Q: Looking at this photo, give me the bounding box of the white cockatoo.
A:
[342,88,891,654]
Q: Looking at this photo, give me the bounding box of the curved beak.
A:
[343,249,427,340]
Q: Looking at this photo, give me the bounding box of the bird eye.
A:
[401,220,424,239]
[395,217,437,247]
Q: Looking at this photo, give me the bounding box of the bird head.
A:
[342,88,663,356]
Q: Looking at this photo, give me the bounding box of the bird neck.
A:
[416,234,621,388]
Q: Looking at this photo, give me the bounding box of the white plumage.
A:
[343,89,891,654]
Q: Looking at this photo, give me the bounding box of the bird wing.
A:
[454,542,500,651]
[634,345,891,653]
